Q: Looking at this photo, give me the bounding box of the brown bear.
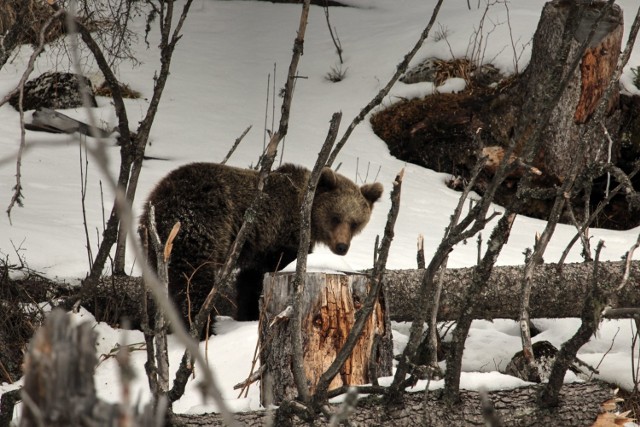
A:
[141,162,383,328]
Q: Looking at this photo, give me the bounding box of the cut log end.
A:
[259,272,392,406]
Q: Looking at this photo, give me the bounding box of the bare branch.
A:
[4,8,64,222]
[291,112,342,406]
[221,125,252,165]
[312,168,403,409]
[326,0,445,167]
[442,210,516,403]
[323,1,343,64]
[169,0,312,407]
[539,240,607,407]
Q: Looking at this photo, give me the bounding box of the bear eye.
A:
[350,222,359,231]
[331,216,341,226]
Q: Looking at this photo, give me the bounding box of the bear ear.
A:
[317,167,338,193]
[361,182,384,206]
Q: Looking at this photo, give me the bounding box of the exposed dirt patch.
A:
[371,84,640,230]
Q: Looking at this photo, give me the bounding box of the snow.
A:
[1,0,639,420]
[280,251,358,273]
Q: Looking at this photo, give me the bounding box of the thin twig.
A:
[324,1,343,64]
[221,125,252,165]
[312,168,403,410]
[4,9,64,222]
[79,138,94,269]
[326,0,445,167]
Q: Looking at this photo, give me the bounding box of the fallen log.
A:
[380,260,640,322]
[61,259,640,326]
[170,381,618,426]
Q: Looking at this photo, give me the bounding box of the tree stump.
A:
[259,272,392,406]
[515,0,623,183]
[20,310,122,426]
[372,0,637,229]
[19,309,161,427]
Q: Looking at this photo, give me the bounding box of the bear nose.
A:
[335,243,349,255]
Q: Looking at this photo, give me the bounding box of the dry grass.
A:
[0,0,66,46]
[0,263,67,383]
[432,58,474,86]
[618,388,640,425]
[94,80,142,99]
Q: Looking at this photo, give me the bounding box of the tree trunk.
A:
[259,272,393,406]
[169,381,617,426]
[372,0,636,230]
[515,0,623,182]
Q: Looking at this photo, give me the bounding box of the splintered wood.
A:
[259,272,392,406]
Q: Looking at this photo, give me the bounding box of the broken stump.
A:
[259,272,392,406]
[515,0,623,182]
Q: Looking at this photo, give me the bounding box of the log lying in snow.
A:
[259,272,393,406]
[77,259,639,327]
[379,260,640,322]
[170,381,619,426]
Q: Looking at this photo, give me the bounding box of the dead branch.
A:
[221,125,252,165]
[168,0,311,407]
[443,211,517,403]
[112,0,197,275]
[290,111,342,405]
[323,1,343,64]
[311,168,403,411]
[326,0,445,167]
[540,235,639,407]
[4,8,64,222]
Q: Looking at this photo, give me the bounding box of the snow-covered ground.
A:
[1,0,639,419]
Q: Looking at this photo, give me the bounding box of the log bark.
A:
[259,272,393,406]
[21,309,121,426]
[169,381,616,426]
[19,309,160,427]
[380,260,640,322]
[69,258,640,326]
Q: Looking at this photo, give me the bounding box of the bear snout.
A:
[334,242,349,255]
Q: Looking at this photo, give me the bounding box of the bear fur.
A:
[141,162,383,328]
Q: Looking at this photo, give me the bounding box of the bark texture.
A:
[74,259,639,326]
[19,309,163,427]
[516,0,623,182]
[380,260,640,322]
[259,272,392,406]
[169,381,615,426]
[21,310,112,427]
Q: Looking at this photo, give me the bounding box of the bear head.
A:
[311,167,384,256]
